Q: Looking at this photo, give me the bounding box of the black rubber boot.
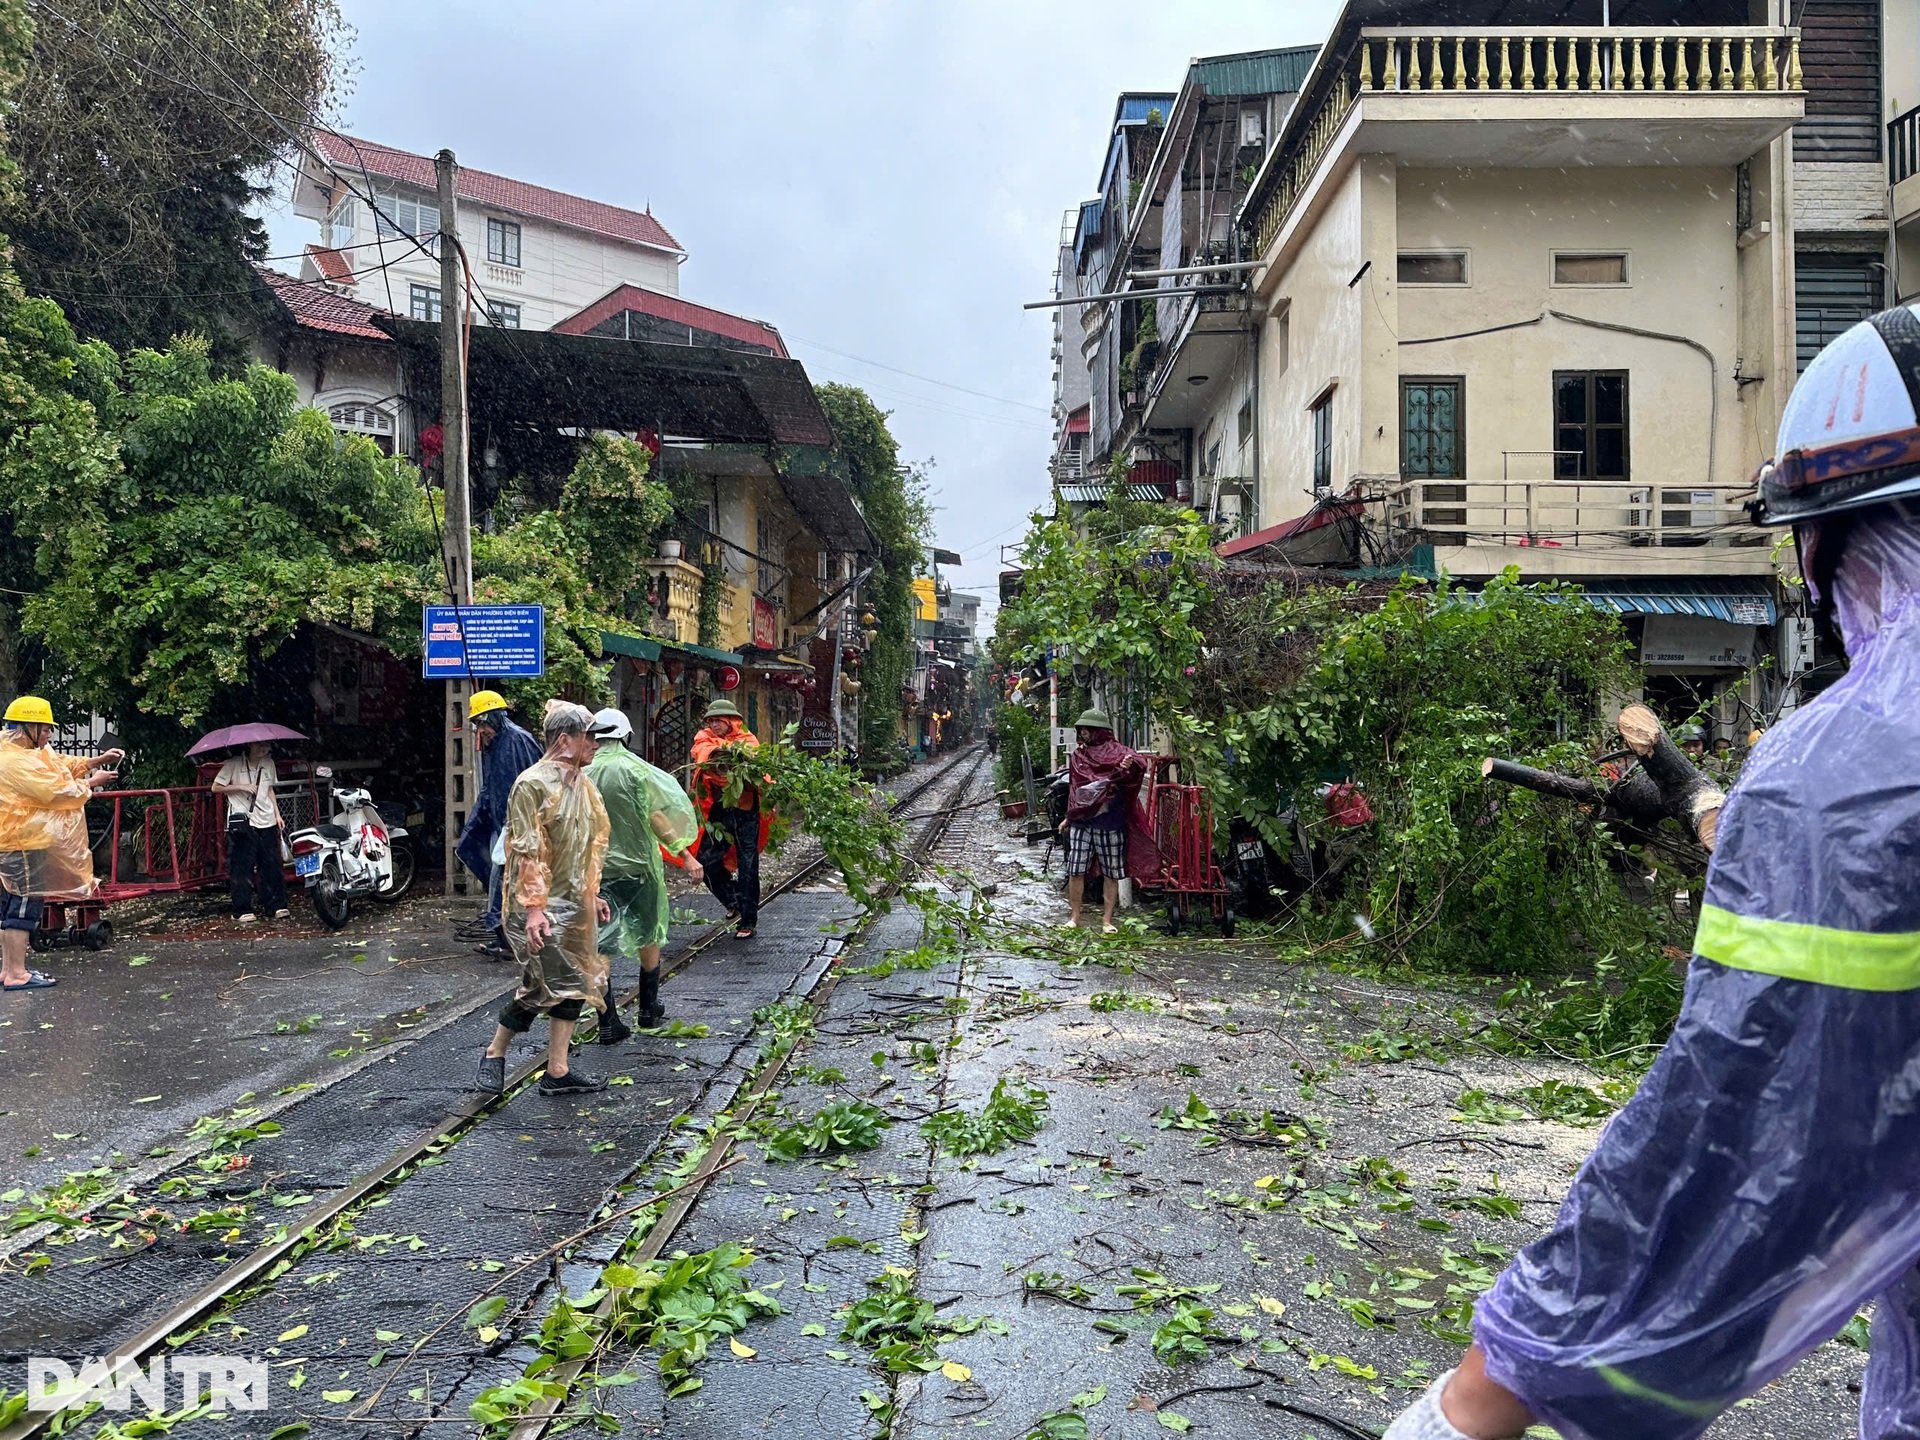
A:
[638,967,666,1026]
[597,1002,632,1047]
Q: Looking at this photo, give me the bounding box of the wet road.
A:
[0,898,509,1199]
[0,750,1868,1439]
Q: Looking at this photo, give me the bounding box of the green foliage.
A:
[840,1269,999,1373]
[11,337,660,764]
[993,701,1049,792]
[697,556,724,648]
[1182,571,1659,974]
[1511,1079,1622,1126]
[555,433,672,621]
[921,1077,1049,1157]
[713,731,911,913]
[468,1242,780,1430]
[998,501,1215,738]
[1150,1302,1223,1368]
[761,1100,890,1162]
[8,0,345,357]
[815,384,928,758]
[1492,949,1686,1065]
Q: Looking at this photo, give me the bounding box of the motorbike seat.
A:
[316,823,350,842]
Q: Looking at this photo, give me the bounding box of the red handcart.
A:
[28,766,327,951]
[1144,758,1235,938]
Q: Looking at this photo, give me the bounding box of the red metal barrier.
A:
[1148,775,1232,935]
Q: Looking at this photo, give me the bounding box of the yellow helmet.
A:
[3,696,55,726]
[468,689,509,721]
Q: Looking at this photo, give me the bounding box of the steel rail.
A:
[0,747,984,1440]
[506,748,990,1438]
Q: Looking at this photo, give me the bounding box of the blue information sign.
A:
[422,605,545,679]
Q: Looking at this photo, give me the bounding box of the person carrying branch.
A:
[689,699,771,940]
[474,701,612,1097]
[1384,303,1920,1440]
[587,707,702,1033]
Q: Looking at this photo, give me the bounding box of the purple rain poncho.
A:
[1475,507,1920,1440]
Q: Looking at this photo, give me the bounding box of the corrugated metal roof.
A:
[1192,46,1320,98]
[1574,579,1778,625]
[1116,93,1177,125]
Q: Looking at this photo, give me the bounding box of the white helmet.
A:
[1752,302,1920,528]
[588,707,633,741]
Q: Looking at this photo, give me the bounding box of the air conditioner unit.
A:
[1779,617,1816,676]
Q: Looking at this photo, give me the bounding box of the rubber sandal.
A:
[236,914,258,925]
[3,970,57,991]
[734,926,755,940]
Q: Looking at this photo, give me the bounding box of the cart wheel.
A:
[313,860,352,931]
[27,928,48,952]
[1166,900,1184,936]
[1219,903,1237,940]
[85,919,114,951]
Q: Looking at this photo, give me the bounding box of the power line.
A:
[788,332,1051,412]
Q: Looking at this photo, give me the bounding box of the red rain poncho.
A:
[1066,730,1163,883]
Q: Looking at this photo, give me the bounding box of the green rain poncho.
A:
[585,741,700,955]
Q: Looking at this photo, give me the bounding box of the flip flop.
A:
[3,970,57,991]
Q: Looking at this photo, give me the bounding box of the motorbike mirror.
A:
[314,766,333,779]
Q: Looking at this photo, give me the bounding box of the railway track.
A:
[1,746,989,1440]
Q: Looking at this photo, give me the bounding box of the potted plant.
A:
[659,538,684,561]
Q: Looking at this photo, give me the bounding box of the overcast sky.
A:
[263,0,1344,617]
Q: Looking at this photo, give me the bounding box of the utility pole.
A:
[436,149,475,897]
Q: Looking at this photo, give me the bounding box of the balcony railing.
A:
[1385,478,1763,549]
[1249,26,1800,257]
[1893,102,1920,187]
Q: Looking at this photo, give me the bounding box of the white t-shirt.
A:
[214,756,281,829]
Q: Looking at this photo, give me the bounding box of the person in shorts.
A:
[1057,708,1145,934]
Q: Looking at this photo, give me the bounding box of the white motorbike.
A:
[287,767,416,929]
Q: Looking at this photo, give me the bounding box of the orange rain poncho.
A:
[688,718,774,861]
[0,734,96,898]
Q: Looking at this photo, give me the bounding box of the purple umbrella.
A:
[186,723,309,758]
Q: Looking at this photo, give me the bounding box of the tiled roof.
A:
[311,133,684,254]
[256,267,391,341]
[551,284,788,356]
[304,244,355,282]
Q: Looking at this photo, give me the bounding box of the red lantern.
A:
[716,664,742,692]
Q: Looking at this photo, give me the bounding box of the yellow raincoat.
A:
[0,734,96,897]
[503,754,611,1011]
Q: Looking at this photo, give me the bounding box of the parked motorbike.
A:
[286,767,415,929]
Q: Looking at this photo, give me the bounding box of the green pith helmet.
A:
[1073,708,1113,730]
[703,698,743,721]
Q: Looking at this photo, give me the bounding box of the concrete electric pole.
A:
[436,149,475,896]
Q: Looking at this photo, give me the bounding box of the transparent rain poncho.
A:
[1475,508,1920,1439]
[585,743,699,955]
[0,736,96,897]
[503,753,611,1011]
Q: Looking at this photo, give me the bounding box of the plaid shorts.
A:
[1065,824,1126,879]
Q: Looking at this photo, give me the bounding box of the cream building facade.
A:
[1223,0,1917,718]
[288,134,685,333]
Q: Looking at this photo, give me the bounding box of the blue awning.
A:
[1572,579,1777,625]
